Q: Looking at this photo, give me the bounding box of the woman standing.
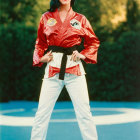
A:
[31,0,100,140]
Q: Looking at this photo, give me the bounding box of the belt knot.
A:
[46,45,79,80]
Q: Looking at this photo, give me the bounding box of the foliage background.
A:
[0,0,140,102]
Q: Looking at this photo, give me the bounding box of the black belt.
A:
[46,45,78,80]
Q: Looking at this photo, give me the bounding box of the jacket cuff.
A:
[80,51,97,64]
[33,57,44,67]
[33,62,44,67]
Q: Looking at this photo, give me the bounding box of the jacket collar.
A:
[55,7,75,24]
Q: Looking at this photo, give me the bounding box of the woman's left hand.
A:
[71,50,86,62]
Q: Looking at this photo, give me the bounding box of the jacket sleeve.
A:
[33,14,48,67]
[80,16,100,64]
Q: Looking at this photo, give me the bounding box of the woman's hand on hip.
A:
[39,50,53,63]
[71,50,86,62]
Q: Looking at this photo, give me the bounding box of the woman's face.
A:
[59,0,71,5]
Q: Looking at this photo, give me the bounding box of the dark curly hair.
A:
[48,0,75,12]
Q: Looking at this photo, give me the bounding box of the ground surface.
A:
[0,101,140,140]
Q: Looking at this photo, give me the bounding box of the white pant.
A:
[30,73,98,140]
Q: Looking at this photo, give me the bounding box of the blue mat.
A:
[0,101,140,140]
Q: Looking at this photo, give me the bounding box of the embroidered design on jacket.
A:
[70,19,81,29]
[47,18,57,26]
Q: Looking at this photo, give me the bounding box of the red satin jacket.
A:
[33,7,100,78]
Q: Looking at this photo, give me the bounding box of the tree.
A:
[126,0,140,30]
[0,0,37,25]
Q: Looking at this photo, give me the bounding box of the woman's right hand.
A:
[39,50,53,63]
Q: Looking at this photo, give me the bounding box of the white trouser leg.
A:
[30,74,64,140]
[65,74,98,140]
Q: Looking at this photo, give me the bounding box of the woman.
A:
[31,0,100,140]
